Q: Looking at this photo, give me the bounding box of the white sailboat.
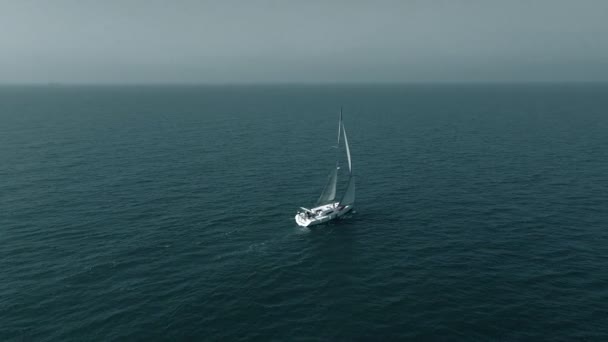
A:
[295,109,355,227]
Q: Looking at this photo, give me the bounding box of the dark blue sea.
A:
[2,84,608,341]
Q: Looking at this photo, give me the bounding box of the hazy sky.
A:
[1,0,607,83]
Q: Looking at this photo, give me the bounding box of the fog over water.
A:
[1,0,607,83]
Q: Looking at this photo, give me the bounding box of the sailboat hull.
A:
[295,202,354,227]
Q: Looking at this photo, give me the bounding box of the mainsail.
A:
[339,122,355,205]
[316,111,342,205]
[316,108,355,206]
[342,123,352,173]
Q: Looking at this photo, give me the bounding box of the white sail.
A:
[339,119,355,205]
[316,167,338,205]
[340,175,355,205]
[317,110,343,205]
[342,123,352,174]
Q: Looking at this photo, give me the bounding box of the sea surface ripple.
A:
[1,84,608,340]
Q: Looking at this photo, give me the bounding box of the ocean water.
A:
[1,84,608,340]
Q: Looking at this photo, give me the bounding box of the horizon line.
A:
[1,80,608,87]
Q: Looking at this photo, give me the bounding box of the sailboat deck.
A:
[295,202,352,227]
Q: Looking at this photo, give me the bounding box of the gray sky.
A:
[1,0,608,83]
